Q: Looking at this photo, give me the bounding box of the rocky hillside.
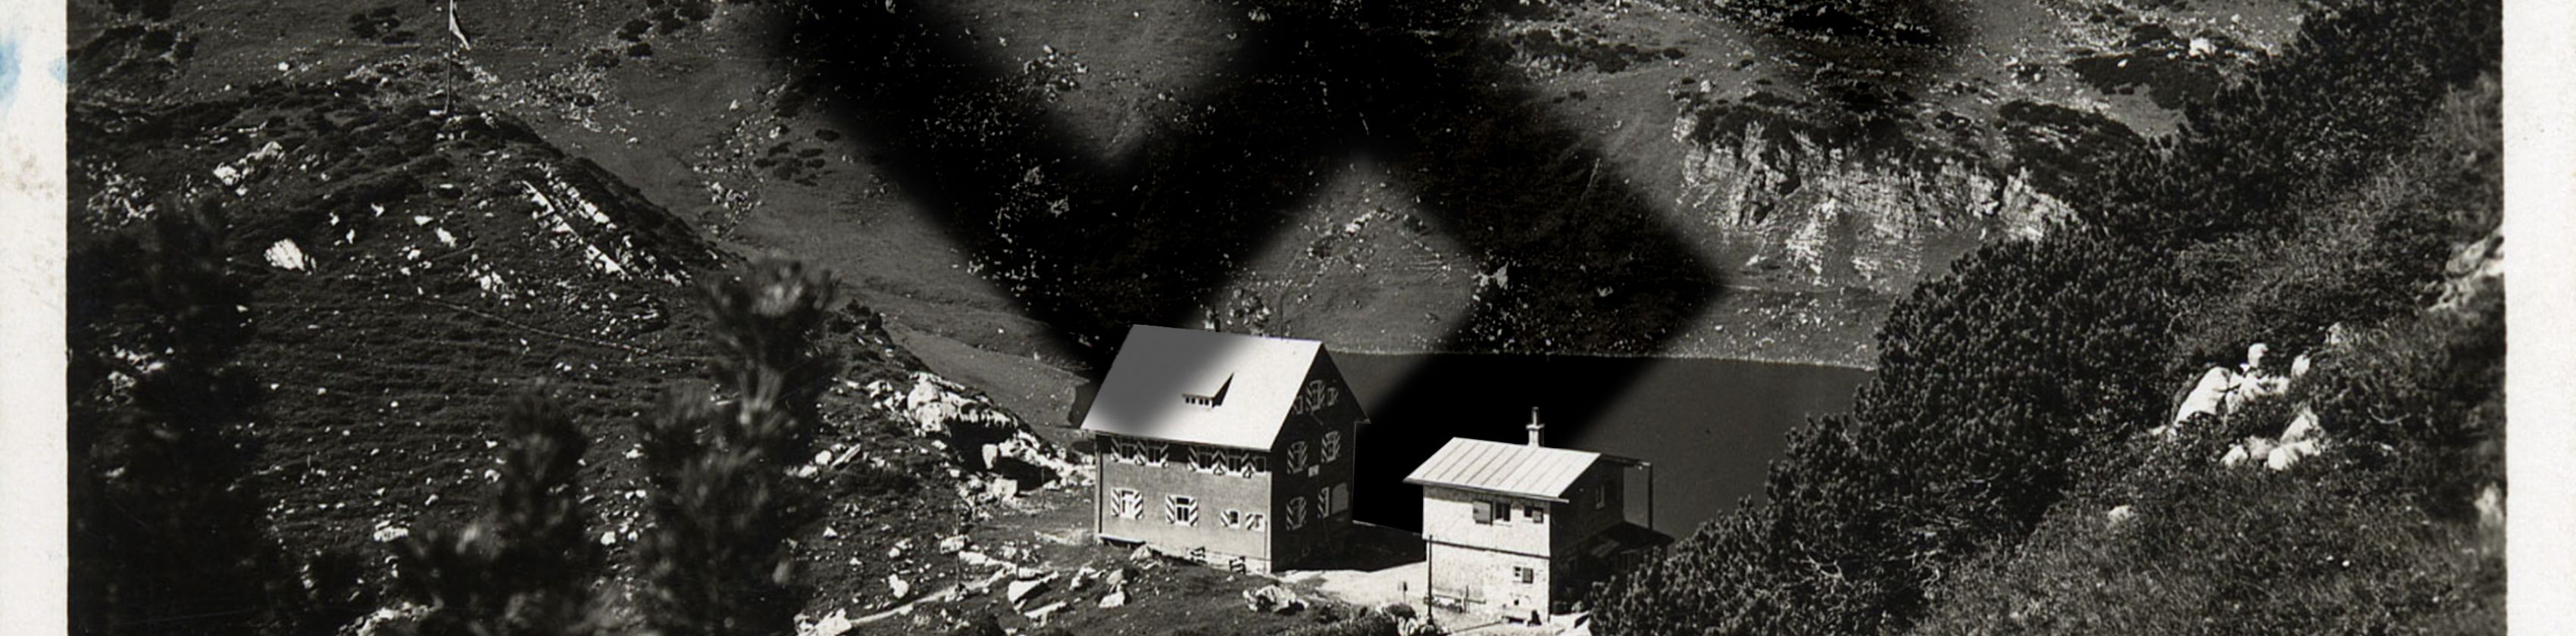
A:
[73,0,2319,379]
[65,78,1089,634]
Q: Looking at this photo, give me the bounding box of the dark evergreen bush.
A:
[389,391,602,636]
[633,259,844,636]
[1590,0,2502,632]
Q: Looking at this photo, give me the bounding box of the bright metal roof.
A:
[1078,325,1325,450]
[1403,438,1603,501]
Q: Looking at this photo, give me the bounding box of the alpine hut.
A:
[1081,326,1365,573]
[1405,410,1666,624]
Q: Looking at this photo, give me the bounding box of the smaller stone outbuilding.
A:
[1405,411,1666,624]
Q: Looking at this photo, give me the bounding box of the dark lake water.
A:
[1333,352,1872,537]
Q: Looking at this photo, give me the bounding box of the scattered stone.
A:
[2106,505,2135,525]
[2476,483,2505,530]
[1023,600,1066,623]
[1396,617,1441,636]
[1098,588,1127,608]
[1243,585,1305,614]
[939,535,971,553]
[265,238,316,271]
[886,573,911,599]
[799,608,853,636]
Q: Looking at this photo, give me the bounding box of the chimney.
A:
[1526,407,1545,447]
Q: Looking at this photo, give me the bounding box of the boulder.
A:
[1007,574,1057,606]
[2168,366,2240,432]
[1243,585,1305,614]
[2265,438,2320,471]
[1098,588,1127,609]
[2221,444,2252,468]
[2281,407,2322,443]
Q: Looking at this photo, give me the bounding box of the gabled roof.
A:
[1080,325,1326,450]
[1404,438,1603,501]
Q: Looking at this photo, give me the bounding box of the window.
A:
[1192,446,1227,473]
[1108,439,1142,464]
[1292,379,1339,415]
[1321,431,1343,463]
[1110,488,1144,519]
[1525,504,1546,523]
[1286,441,1309,472]
[1333,484,1352,515]
[1165,494,1199,526]
[1472,499,1496,525]
[1285,497,1308,530]
[1142,442,1170,466]
[1221,510,1270,532]
[1183,374,1233,407]
[1230,454,1268,477]
[1318,487,1333,518]
[1514,566,1537,584]
[1594,484,1610,510]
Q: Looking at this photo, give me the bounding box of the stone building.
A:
[1405,411,1665,624]
[1081,326,1365,573]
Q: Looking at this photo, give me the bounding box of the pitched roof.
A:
[1403,438,1604,501]
[1079,325,1325,450]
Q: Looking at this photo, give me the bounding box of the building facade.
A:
[1406,416,1661,623]
[1083,326,1365,573]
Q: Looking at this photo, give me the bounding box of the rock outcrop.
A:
[1672,99,2071,295]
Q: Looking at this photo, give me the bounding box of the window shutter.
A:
[1472,500,1493,524]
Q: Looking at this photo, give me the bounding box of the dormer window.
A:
[1182,374,1233,407]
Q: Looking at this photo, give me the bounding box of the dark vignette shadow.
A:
[769,0,1731,529]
